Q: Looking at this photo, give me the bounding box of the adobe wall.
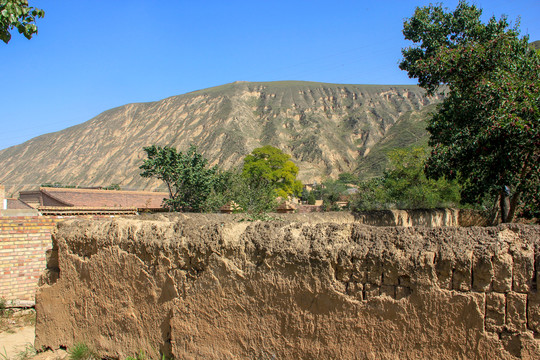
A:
[0,209,477,304]
[35,215,540,359]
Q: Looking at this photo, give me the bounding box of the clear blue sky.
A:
[1,0,538,150]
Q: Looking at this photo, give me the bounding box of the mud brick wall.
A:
[0,216,60,301]
[36,215,540,359]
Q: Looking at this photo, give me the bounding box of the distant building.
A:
[6,198,34,210]
[16,187,169,216]
[0,184,39,216]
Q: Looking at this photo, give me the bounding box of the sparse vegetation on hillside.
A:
[41,182,77,188]
[356,104,436,180]
[401,0,540,222]
[103,183,121,190]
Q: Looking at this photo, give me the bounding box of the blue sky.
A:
[1,0,538,150]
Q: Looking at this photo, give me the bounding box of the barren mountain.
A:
[0,81,442,195]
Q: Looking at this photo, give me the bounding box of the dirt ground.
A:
[0,309,67,360]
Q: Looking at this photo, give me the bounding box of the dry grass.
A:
[0,307,36,334]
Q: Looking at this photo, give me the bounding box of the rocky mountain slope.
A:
[0,81,442,194]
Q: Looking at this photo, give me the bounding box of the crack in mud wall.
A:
[35,215,540,359]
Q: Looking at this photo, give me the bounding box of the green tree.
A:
[242,145,303,198]
[233,177,278,216]
[382,147,461,209]
[400,1,540,222]
[140,145,218,212]
[310,182,324,201]
[300,188,310,203]
[352,177,388,211]
[202,171,278,216]
[351,147,461,211]
[1,0,44,44]
[337,172,359,185]
[320,179,348,210]
[307,191,316,205]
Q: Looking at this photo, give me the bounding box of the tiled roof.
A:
[38,206,139,216]
[6,198,33,210]
[39,187,168,209]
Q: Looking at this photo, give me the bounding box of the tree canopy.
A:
[400,0,540,221]
[1,0,44,44]
[139,145,218,212]
[351,147,461,211]
[242,145,303,198]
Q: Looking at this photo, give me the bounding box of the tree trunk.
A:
[489,195,500,225]
[506,192,521,223]
[500,190,510,223]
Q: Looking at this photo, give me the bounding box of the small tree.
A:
[202,171,278,216]
[242,145,303,198]
[400,1,540,221]
[140,145,218,212]
[320,179,348,210]
[307,191,316,205]
[337,172,359,185]
[233,177,278,216]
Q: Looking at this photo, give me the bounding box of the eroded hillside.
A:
[0,81,442,194]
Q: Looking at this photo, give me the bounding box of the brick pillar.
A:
[0,184,5,209]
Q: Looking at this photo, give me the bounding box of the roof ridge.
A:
[38,206,138,210]
[39,187,168,195]
[40,188,75,206]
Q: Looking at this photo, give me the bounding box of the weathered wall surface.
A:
[36,215,540,359]
[0,215,127,303]
[0,209,485,303]
[0,216,59,301]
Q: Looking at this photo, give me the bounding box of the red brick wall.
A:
[0,216,60,301]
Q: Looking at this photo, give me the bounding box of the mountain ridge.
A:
[0,81,442,195]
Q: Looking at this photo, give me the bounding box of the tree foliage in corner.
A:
[1,0,44,44]
[242,145,303,198]
[140,145,218,212]
[400,1,540,222]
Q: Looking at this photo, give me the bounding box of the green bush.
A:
[307,191,316,205]
[202,171,278,216]
[351,147,461,211]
